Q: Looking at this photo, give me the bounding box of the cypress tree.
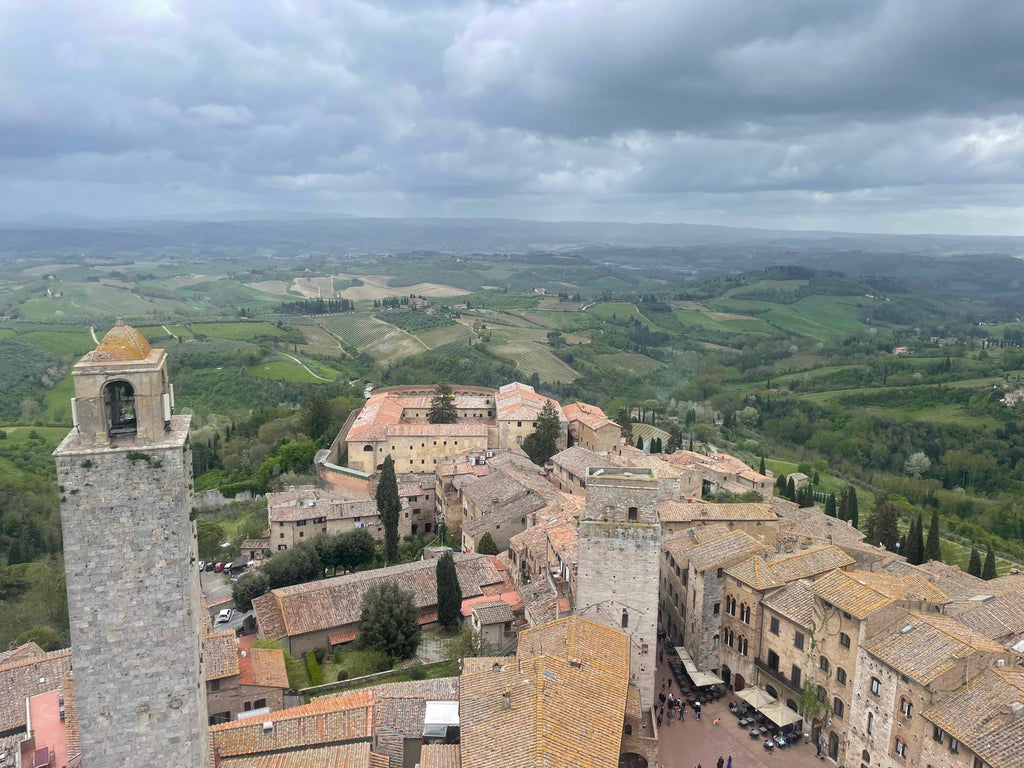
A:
[825,494,837,518]
[912,513,925,565]
[636,435,644,450]
[776,474,786,493]
[688,437,694,452]
[376,455,401,565]
[476,532,498,556]
[904,517,919,565]
[849,489,859,528]
[436,552,462,631]
[812,470,820,485]
[983,544,997,580]
[786,477,796,500]
[967,546,982,578]
[759,456,766,475]
[925,510,941,562]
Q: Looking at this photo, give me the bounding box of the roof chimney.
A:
[501,689,512,710]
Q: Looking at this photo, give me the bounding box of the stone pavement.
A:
[655,655,830,768]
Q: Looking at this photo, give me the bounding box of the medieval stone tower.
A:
[576,466,662,710]
[53,320,208,767]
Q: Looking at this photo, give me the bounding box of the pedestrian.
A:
[727,757,732,768]
[718,758,724,768]
[667,678,672,690]
[657,713,662,728]
[714,717,721,726]
[695,702,701,721]
[659,692,666,705]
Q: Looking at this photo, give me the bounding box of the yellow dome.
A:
[91,318,152,361]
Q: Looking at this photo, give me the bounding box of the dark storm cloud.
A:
[1,0,1023,232]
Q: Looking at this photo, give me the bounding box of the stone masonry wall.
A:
[55,417,207,768]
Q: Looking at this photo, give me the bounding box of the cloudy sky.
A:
[3,0,1024,233]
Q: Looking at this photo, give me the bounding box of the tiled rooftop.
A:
[0,646,73,734]
[205,631,241,681]
[687,530,770,572]
[217,741,384,768]
[472,600,515,625]
[808,569,949,619]
[922,668,1024,768]
[726,546,854,590]
[418,744,461,768]
[239,647,289,689]
[659,501,776,523]
[761,581,817,628]
[953,588,1024,644]
[865,611,1005,684]
[562,401,618,432]
[495,382,565,423]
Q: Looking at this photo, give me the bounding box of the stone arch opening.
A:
[733,673,745,692]
[104,380,137,437]
[363,444,374,451]
[720,665,731,686]
[618,753,648,768]
[828,731,840,760]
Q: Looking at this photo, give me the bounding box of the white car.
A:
[216,609,233,624]
[198,561,206,571]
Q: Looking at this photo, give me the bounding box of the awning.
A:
[736,686,776,709]
[673,646,725,687]
[758,701,802,727]
[329,630,357,645]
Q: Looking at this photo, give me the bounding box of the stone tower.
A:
[53,320,208,768]
[576,466,662,710]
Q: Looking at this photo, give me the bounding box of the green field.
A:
[592,352,662,375]
[673,308,777,336]
[249,356,324,383]
[492,340,579,383]
[40,373,76,425]
[319,314,400,348]
[723,279,809,297]
[710,295,868,341]
[0,330,14,341]
[587,302,647,324]
[192,322,289,341]
[17,330,96,356]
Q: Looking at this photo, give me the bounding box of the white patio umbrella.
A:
[758,701,802,728]
[736,686,776,709]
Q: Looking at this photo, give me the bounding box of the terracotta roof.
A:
[254,554,501,640]
[495,382,565,422]
[0,647,72,734]
[551,445,614,477]
[87,318,152,361]
[418,744,461,768]
[659,501,777,523]
[205,631,241,681]
[239,647,289,689]
[210,691,374,758]
[218,741,380,768]
[346,389,494,442]
[866,611,1005,684]
[460,616,629,768]
[545,521,578,566]
[330,630,358,645]
[922,668,1024,768]
[266,486,375,523]
[472,600,515,625]
[915,560,992,606]
[62,675,81,764]
[726,546,854,590]
[461,592,523,617]
[808,569,949,619]
[762,581,817,629]
[952,588,1024,644]
[687,530,770,572]
[0,641,46,667]
[665,449,770,484]
[242,538,271,551]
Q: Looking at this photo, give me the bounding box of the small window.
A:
[900,698,913,718]
[949,738,960,754]
[895,738,907,758]
[933,725,945,743]
[717,568,724,578]
[840,632,851,648]
[836,667,847,685]
[624,724,632,735]
[870,677,881,696]
[208,679,220,692]
[794,631,805,650]
[820,656,830,673]
[867,712,874,735]
[621,609,629,628]
[791,665,801,688]
[833,698,844,718]
[713,602,720,615]
[627,506,638,521]
[770,617,780,635]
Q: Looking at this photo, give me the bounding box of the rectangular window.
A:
[933,726,945,743]
[870,677,881,696]
[770,617,780,635]
[713,602,720,615]
[949,739,960,754]
[836,668,847,685]
[717,568,724,578]
[791,665,801,688]
[840,632,851,649]
[794,631,805,650]
[833,698,844,718]
[254,698,266,709]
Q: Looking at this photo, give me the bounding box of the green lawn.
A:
[17,330,96,356]
[249,356,323,383]
[592,352,662,375]
[0,329,14,341]
[40,372,76,425]
[192,322,289,341]
[309,659,460,699]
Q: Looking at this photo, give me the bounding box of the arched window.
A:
[894,738,907,758]
[363,444,374,451]
[713,634,720,649]
[817,685,827,704]
[766,685,778,699]
[820,656,830,673]
[628,506,638,521]
[104,380,137,436]
[833,698,845,718]
[900,698,913,717]
[621,609,629,628]
[836,667,847,685]
[867,712,874,735]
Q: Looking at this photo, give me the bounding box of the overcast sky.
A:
[3,0,1024,234]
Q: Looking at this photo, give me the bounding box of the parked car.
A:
[205,561,215,571]
[215,609,233,624]
[213,562,225,573]
[198,561,206,571]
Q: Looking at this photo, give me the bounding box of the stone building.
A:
[845,611,1006,768]
[562,401,621,453]
[660,525,771,674]
[664,449,774,498]
[53,321,208,767]
[204,632,289,724]
[658,500,780,544]
[576,466,662,712]
[494,382,567,452]
[718,545,854,692]
[0,644,73,739]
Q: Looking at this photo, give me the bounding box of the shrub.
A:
[0,430,6,439]
[305,651,323,686]
[408,661,426,680]
[313,647,326,665]
[336,668,348,682]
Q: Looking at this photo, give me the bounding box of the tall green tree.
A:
[912,513,926,565]
[968,545,982,578]
[925,510,941,562]
[302,392,332,444]
[357,582,421,661]
[376,455,401,565]
[436,552,462,631]
[870,500,900,553]
[476,532,499,555]
[666,424,683,454]
[635,434,644,450]
[759,456,766,475]
[786,477,796,500]
[232,570,270,612]
[983,544,998,580]
[522,401,563,466]
[427,383,458,424]
[825,494,837,518]
[848,488,859,529]
[615,408,633,440]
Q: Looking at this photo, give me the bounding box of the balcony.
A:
[754,658,800,692]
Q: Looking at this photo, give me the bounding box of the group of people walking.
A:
[695,758,733,768]
[657,679,703,728]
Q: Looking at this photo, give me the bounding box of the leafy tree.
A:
[476,532,499,555]
[13,625,61,651]
[759,456,766,475]
[797,679,831,723]
[436,552,462,631]
[925,510,942,562]
[196,519,227,561]
[261,542,323,589]
[825,494,837,517]
[615,408,633,440]
[445,625,494,661]
[775,474,787,494]
[427,383,458,424]
[7,539,21,566]
[869,500,900,553]
[785,477,796,500]
[339,528,376,573]
[302,393,332,444]
[904,451,932,479]
[357,582,421,661]
[685,408,696,427]
[666,424,683,454]
[377,455,401,565]
[522,401,562,466]
[983,544,998,580]
[232,569,270,612]
[968,545,982,578]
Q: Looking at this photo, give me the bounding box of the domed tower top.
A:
[69,319,173,446]
[87,318,152,362]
